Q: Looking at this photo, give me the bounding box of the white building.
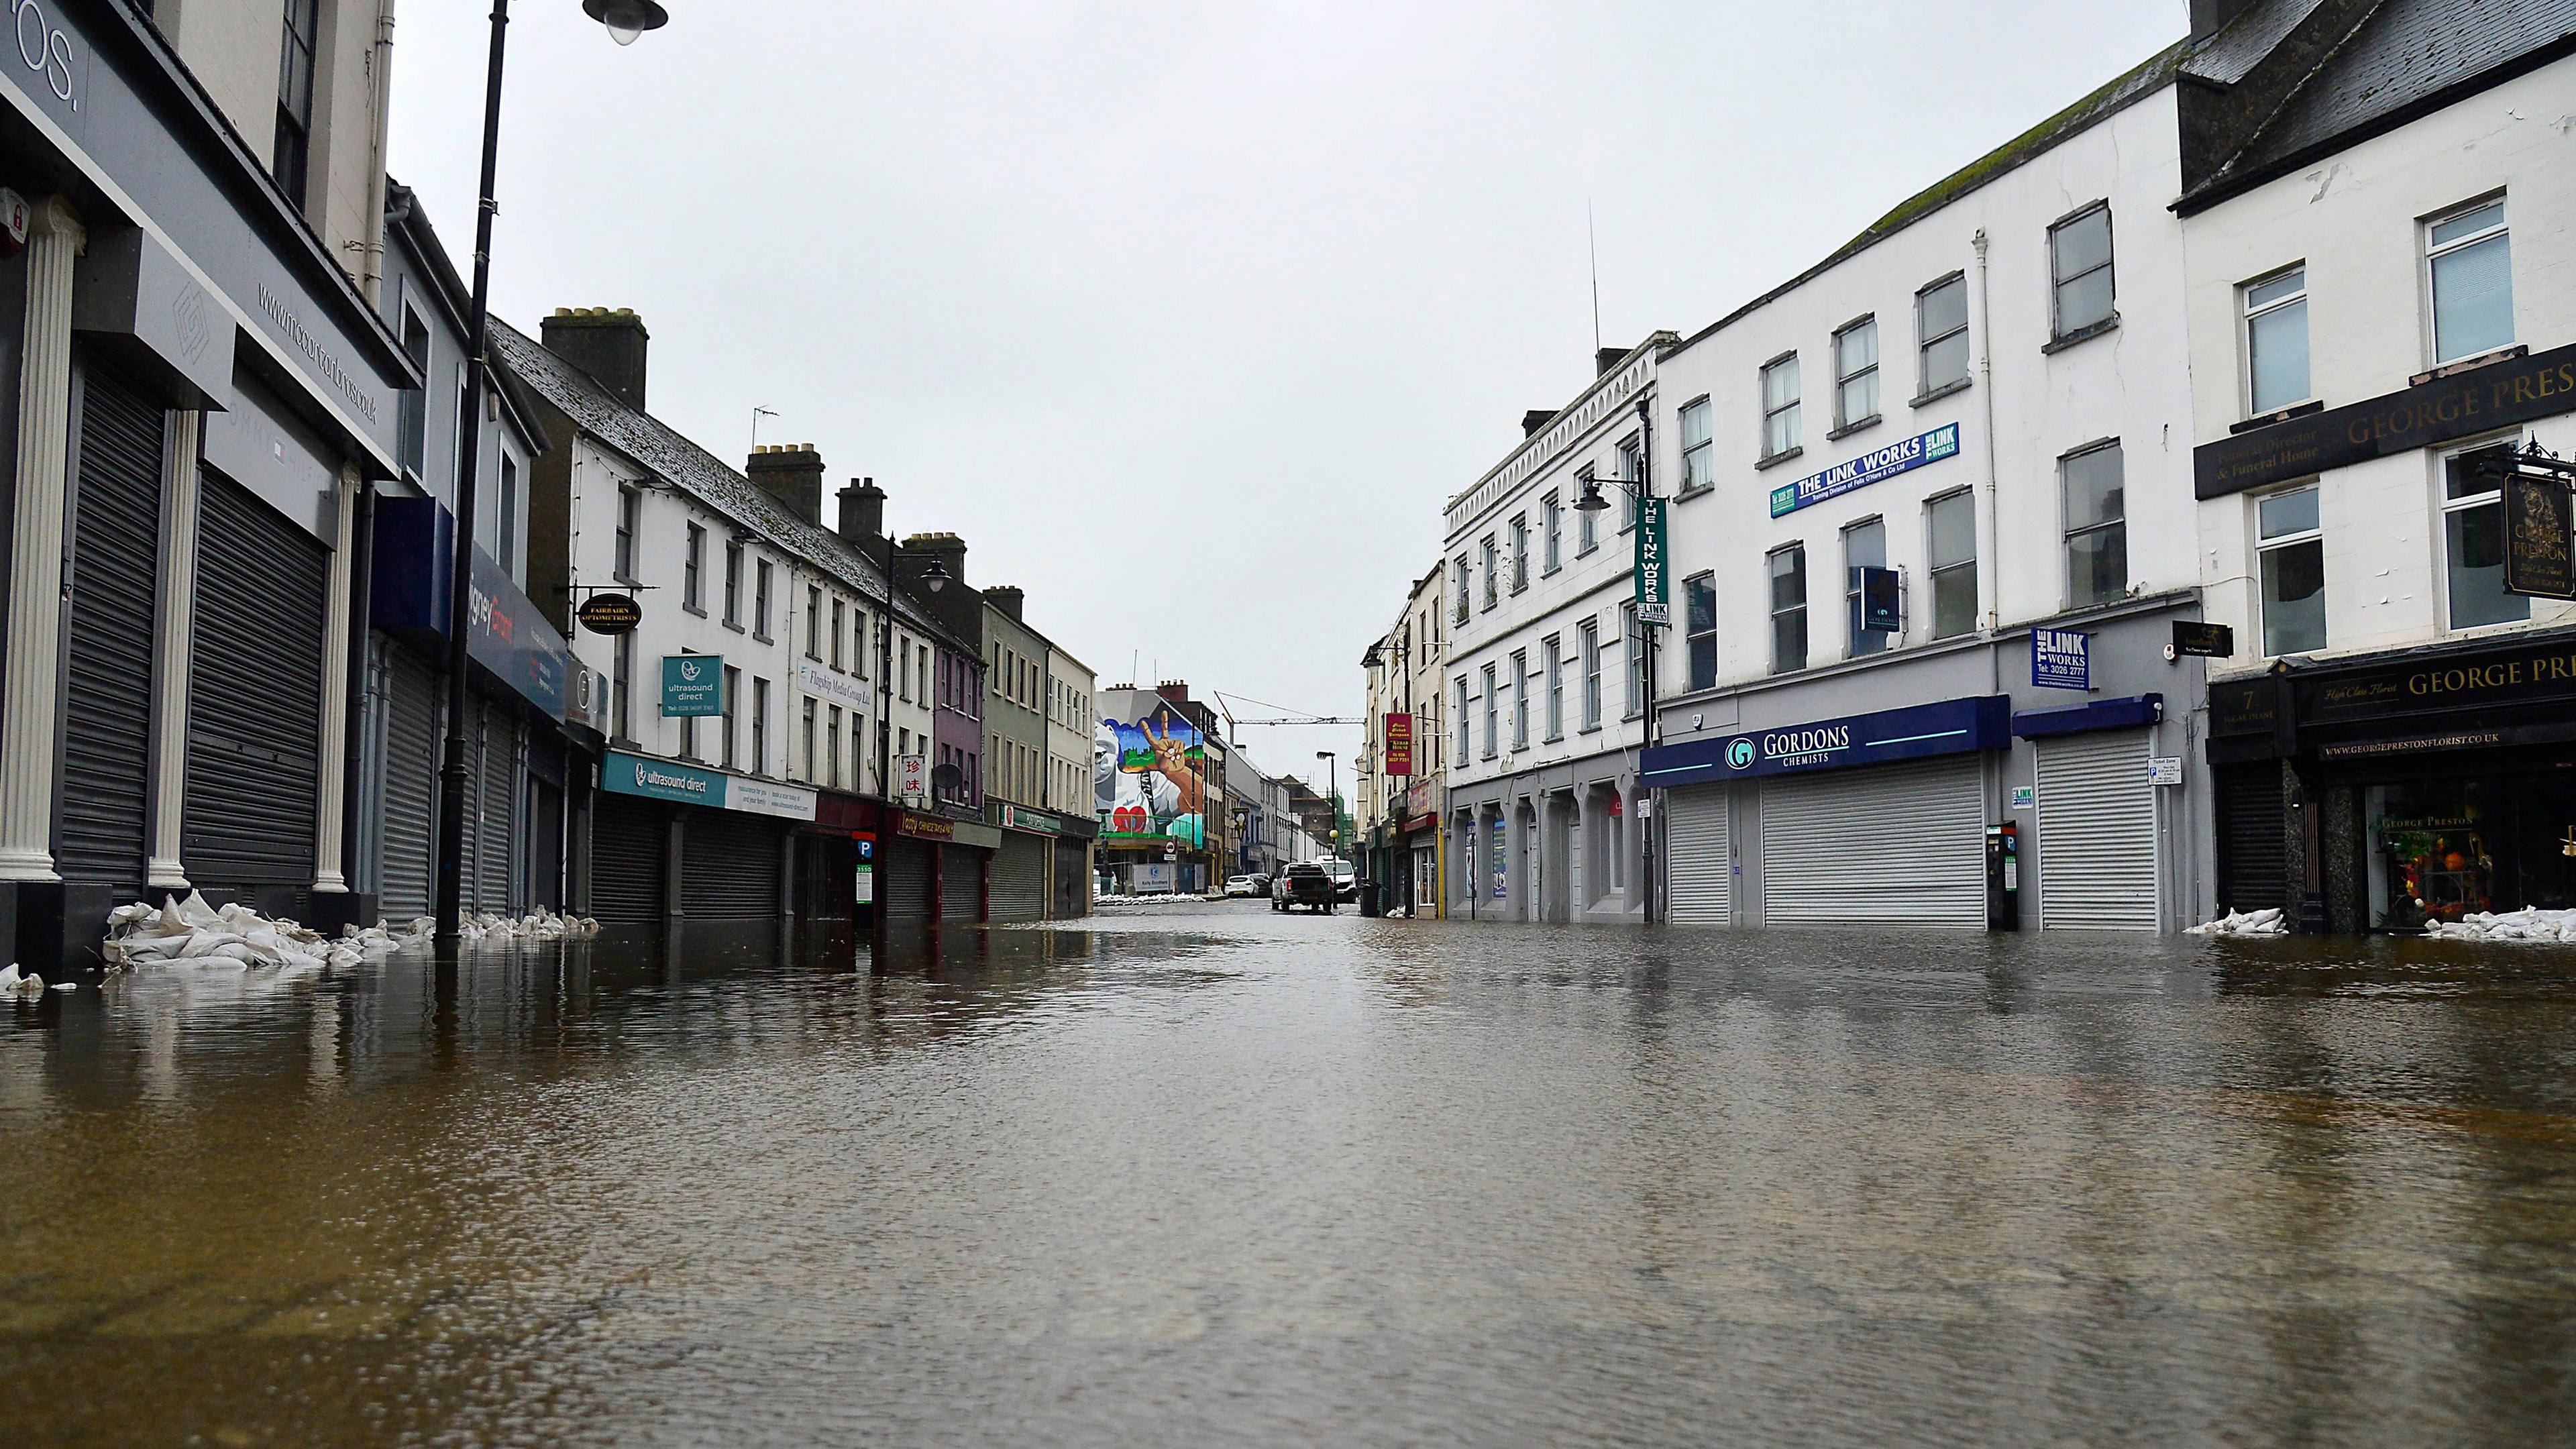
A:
[1359,563,1450,914]
[1642,38,2215,932]
[2177,0,2576,932]
[1444,339,1675,922]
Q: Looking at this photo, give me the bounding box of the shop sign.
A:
[1640,694,2009,788]
[992,803,1063,833]
[796,658,872,710]
[897,753,928,800]
[2031,629,2089,691]
[731,776,818,822]
[368,498,571,720]
[2502,468,2576,600]
[2194,342,2576,499]
[603,751,725,808]
[1633,498,1668,625]
[1857,567,1900,634]
[2010,785,2034,810]
[2171,620,2235,659]
[1384,713,1414,776]
[661,655,723,717]
[2299,638,2576,727]
[578,593,643,635]
[898,812,955,843]
[1769,422,1959,519]
[1407,780,1435,819]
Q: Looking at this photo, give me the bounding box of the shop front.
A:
[985,802,1085,923]
[796,792,880,925]
[592,750,815,926]
[882,810,999,924]
[2210,629,2576,932]
[1645,696,2010,930]
[1400,780,1441,918]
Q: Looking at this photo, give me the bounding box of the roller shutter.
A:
[940,844,983,921]
[1052,838,1089,918]
[467,703,520,914]
[1761,757,1986,928]
[590,792,666,923]
[378,644,440,921]
[1664,784,1731,925]
[877,835,934,925]
[59,359,164,895]
[2215,761,2289,916]
[681,808,782,920]
[2036,730,2159,931]
[184,467,327,910]
[991,833,1046,922]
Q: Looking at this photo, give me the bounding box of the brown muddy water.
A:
[4,903,2575,1446]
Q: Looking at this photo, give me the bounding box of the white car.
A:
[1223,874,1260,898]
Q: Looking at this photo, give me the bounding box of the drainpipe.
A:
[358,0,396,304]
[1974,228,2004,696]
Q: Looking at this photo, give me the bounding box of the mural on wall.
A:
[1095,703,1206,845]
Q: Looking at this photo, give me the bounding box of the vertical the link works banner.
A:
[1634,497,1668,625]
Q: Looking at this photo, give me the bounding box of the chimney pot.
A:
[747,443,826,526]
[836,476,885,544]
[539,307,650,410]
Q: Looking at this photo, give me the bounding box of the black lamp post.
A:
[1569,396,1659,924]
[435,0,669,945]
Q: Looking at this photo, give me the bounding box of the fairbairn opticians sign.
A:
[1769,423,1960,519]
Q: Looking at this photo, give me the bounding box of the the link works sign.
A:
[1634,498,1668,626]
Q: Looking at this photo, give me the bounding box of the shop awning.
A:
[2011,694,2162,739]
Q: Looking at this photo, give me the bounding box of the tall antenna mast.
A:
[1588,199,1602,357]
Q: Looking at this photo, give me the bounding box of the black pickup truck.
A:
[1273,862,1338,914]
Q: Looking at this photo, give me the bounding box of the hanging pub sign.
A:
[1633,498,1668,626]
[579,592,643,635]
[2499,458,2576,600]
[1384,712,1414,776]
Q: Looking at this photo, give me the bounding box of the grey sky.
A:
[388,1,2184,797]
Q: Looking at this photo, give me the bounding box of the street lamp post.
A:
[434,0,669,946]
[1572,395,1660,925]
[1316,749,1337,863]
[869,517,948,959]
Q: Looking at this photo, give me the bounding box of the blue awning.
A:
[2011,693,2161,739]
[372,496,572,720]
[1642,694,2010,788]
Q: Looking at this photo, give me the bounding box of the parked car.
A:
[1274,861,1336,913]
[1224,874,1260,898]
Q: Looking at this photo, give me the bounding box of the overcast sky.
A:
[388,1,2184,798]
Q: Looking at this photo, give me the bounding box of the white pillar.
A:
[0,197,85,883]
[145,409,203,891]
[311,464,359,892]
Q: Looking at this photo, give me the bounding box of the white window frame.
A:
[1481,664,1498,759]
[1511,649,1529,749]
[1833,317,1879,431]
[2241,263,2311,417]
[2253,482,2325,656]
[1925,488,1978,641]
[1542,492,1562,572]
[1678,396,1713,492]
[1579,619,1601,729]
[1760,354,1801,460]
[1915,273,1970,398]
[1543,635,1563,741]
[2424,195,2512,366]
[2049,201,2116,339]
[2439,434,2531,632]
[1769,543,1807,676]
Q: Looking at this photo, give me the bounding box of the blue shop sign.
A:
[602,750,728,808]
[1641,695,2010,788]
[1770,423,1960,519]
[661,655,724,717]
[2031,628,2090,691]
[370,496,571,720]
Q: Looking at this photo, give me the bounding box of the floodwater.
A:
[5,906,2576,1448]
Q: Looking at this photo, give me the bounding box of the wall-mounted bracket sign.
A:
[2498,452,2576,600]
[579,592,643,635]
[2170,620,2235,659]
[1633,498,1668,626]
[1770,423,1959,519]
[2031,629,2090,691]
[661,655,724,716]
[1858,567,1902,633]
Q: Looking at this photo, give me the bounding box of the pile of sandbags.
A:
[1,963,72,997]
[438,908,602,943]
[2186,907,2287,936]
[2422,907,2576,943]
[101,892,419,974]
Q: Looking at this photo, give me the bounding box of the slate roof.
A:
[490,319,961,647]
[2182,0,2335,83]
[2187,0,2576,201]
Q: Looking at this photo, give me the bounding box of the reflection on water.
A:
[6,909,2576,1446]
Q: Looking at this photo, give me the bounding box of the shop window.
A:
[1684,573,1718,690]
[2443,443,2530,629]
[1916,274,1969,398]
[1770,544,1807,674]
[1843,519,1887,658]
[2359,774,2576,930]
[1760,355,1801,462]
[1927,490,1977,639]
[2049,203,2116,339]
[1834,318,1879,431]
[2243,264,2310,415]
[2062,441,2126,607]
[2255,486,2325,655]
[2427,198,2511,364]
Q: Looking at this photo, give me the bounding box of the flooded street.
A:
[6,904,2576,1447]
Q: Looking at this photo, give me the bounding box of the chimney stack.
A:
[1157,680,1191,707]
[1595,345,1628,376]
[984,585,1025,622]
[1521,409,1554,438]
[747,443,825,525]
[540,307,649,409]
[837,476,885,544]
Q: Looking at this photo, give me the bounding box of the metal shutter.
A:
[590,792,666,923]
[681,808,781,920]
[1761,757,1986,928]
[58,359,164,895]
[185,467,327,909]
[378,645,440,920]
[2215,761,2289,916]
[2037,730,2159,931]
[940,843,983,920]
[468,704,520,914]
[1052,837,1088,918]
[991,834,1046,922]
[878,835,934,925]
[1664,784,1731,925]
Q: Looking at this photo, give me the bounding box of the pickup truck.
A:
[1273,862,1338,914]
